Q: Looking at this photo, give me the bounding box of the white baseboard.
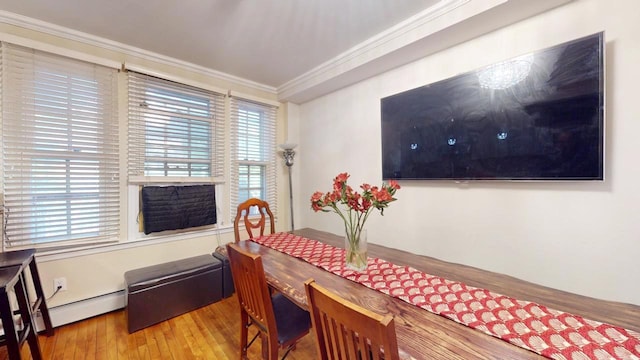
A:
[36,290,125,329]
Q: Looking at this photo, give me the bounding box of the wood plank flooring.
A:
[0,295,318,360]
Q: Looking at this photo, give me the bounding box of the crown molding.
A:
[277,0,574,104]
[277,0,469,100]
[0,10,277,95]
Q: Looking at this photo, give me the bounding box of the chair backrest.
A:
[226,242,278,338]
[234,198,275,243]
[304,279,400,360]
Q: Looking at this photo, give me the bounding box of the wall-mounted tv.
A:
[381,32,604,181]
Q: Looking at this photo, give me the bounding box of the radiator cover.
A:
[141,184,216,235]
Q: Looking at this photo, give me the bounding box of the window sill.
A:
[128,176,225,184]
[36,224,234,263]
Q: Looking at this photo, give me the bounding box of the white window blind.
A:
[230,97,277,218]
[128,72,225,181]
[1,42,120,249]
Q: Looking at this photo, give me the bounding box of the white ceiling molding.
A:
[0,10,277,95]
[0,1,574,105]
[277,0,574,104]
[228,91,281,108]
[124,62,229,96]
[0,32,121,69]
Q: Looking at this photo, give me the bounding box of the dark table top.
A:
[234,228,640,360]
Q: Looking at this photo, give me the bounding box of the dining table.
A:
[233,228,640,359]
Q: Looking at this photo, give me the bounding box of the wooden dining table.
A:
[234,228,640,359]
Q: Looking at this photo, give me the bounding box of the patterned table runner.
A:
[252,232,640,360]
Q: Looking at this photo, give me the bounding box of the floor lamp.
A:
[279,143,296,231]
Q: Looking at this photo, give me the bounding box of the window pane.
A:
[237,108,265,161]
[142,102,211,176]
[237,164,265,205]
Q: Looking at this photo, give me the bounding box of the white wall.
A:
[297,0,640,305]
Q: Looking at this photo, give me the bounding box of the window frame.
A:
[1,42,120,250]
[230,97,278,219]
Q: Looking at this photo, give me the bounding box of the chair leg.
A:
[261,333,269,359]
[240,310,249,359]
[261,333,281,360]
[0,291,21,359]
[268,337,279,360]
[14,274,43,360]
[247,331,260,349]
[281,345,294,360]
[28,258,54,336]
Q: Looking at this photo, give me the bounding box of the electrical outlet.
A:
[53,277,68,292]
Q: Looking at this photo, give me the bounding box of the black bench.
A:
[213,247,235,298]
[124,254,222,333]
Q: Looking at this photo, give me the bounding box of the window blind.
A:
[1,42,120,249]
[230,97,277,218]
[128,72,225,181]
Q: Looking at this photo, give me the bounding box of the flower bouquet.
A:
[310,173,400,271]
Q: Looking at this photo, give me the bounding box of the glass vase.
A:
[345,228,368,271]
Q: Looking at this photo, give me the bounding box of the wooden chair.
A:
[234,198,275,243]
[304,279,400,360]
[226,243,310,359]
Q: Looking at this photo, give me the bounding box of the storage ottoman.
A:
[213,247,234,298]
[124,254,222,333]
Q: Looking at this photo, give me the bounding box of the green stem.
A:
[329,199,372,271]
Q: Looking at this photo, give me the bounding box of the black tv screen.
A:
[381,32,604,181]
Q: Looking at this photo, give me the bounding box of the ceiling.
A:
[0,0,438,86]
[0,0,573,103]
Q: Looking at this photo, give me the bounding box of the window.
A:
[1,43,119,249]
[230,98,277,217]
[127,72,225,181]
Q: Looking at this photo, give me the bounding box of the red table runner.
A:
[252,232,640,360]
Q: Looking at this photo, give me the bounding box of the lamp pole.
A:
[279,144,296,232]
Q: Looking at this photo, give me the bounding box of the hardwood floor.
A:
[0,295,318,360]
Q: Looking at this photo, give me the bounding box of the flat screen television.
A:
[381,32,604,181]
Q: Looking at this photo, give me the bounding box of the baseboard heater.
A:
[40,290,125,329]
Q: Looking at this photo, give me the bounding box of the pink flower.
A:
[362,198,372,211]
[334,172,349,184]
[310,173,401,243]
[311,191,323,202]
[388,180,401,190]
[310,191,325,212]
[374,188,393,202]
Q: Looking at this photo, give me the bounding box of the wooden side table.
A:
[0,249,54,336]
[0,265,43,359]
